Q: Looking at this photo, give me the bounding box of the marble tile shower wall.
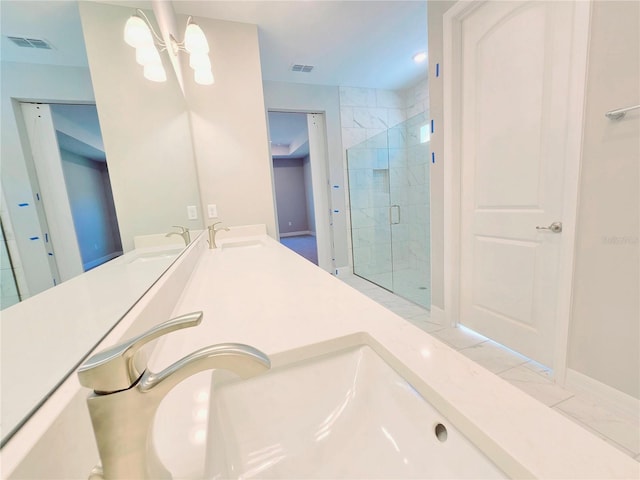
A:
[339,78,429,150]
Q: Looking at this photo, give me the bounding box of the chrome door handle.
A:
[536,221,562,233]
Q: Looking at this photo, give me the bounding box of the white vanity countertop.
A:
[152,234,638,479]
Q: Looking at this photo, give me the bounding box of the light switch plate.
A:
[187,205,198,220]
[207,204,218,218]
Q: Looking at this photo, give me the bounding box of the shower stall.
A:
[347,113,430,308]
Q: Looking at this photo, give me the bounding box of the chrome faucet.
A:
[77,312,271,480]
[207,221,230,249]
[165,225,190,246]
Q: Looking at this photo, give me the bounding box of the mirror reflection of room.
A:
[11,102,122,308]
[0,0,205,443]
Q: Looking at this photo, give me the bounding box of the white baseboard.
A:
[565,368,640,420]
[280,230,312,238]
[429,305,446,325]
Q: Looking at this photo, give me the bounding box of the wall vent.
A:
[6,36,53,49]
[291,64,314,73]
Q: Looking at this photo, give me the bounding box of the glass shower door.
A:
[347,129,393,291]
[388,113,430,307]
[348,113,431,309]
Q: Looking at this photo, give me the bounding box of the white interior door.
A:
[457,1,581,366]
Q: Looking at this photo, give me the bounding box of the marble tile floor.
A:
[365,267,431,309]
[337,273,640,461]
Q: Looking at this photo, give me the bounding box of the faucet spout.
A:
[165,226,190,246]
[207,221,230,249]
[140,343,270,397]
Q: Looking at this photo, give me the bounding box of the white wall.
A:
[272,158,310,234]
[262,81,347,268]
[182,16,277,236]
[79,2,202,252]
[567,1,639,399]
[0,61,95,299]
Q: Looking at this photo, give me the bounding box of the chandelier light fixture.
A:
[124,9,214,85]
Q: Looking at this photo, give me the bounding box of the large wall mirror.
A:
[0,0,203,444]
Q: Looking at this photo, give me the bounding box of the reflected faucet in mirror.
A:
[207,221,229,249]
[77,311,271,480]
[165,226,191,246]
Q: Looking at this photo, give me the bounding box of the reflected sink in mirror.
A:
[128,247,185,264]
[204,346,508,479]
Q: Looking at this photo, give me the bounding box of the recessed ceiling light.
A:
[413,51,427,64]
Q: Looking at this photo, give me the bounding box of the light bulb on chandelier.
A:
[124,10,213,85]
[194,69,214,86]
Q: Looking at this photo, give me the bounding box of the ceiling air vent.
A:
[291,64,314,73]
[7,36,53,49]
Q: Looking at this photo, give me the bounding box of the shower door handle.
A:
[389,205,401,225]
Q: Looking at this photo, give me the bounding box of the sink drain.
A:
[434,423,448,442]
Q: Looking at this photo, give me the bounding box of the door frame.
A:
[442,0,592,381]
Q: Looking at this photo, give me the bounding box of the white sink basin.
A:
[204,346,508,479]
[219,239,264,250]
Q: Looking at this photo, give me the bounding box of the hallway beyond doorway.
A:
[280,235,318,265]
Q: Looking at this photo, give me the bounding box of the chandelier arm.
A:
[136,8,165,46]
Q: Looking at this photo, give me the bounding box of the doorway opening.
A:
[268,111,333,270]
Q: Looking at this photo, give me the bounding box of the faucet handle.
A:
[172,225,188,233]
[77,311,203,393]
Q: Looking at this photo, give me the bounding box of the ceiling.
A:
[170,0,428,91]
[0,1,89,67]
[1,1,427,156]
[1,0,427,90]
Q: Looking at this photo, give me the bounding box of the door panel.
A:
[473,236,538,327]
[459,1,576,366]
